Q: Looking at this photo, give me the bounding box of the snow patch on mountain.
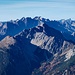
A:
[0,22,2,27]
[0,23,7,35]
[71,32,75,36]
[65,49,75,61]
[72,22,75,26]
[3,24,7,29]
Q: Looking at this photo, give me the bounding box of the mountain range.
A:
[0,17,75,75]
[1,17,75,42]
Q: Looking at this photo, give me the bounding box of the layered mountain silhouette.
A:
[0,17,75,43]
[0,17,75,75]
[0,17,41,40]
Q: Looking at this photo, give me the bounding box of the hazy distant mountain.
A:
[48,18,75,43]
[0,22,75,75]
[0,17,43,40]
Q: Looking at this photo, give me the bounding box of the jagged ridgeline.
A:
[0,17,75,75]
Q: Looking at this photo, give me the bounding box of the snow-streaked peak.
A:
[3,23,7,29]
[34,16,42,20]
[72,22,75,26]
[65,49,75,61]
[0,23,7,35]
[71,32,75,36]
[59,18,71,24]
[21,17,26,21]
[59,19,65,24]
[0,22,2,27]
[38,21,44,26]
[66,18,71,24]
[10,19,19,25]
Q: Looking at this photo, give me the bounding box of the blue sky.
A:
[0,0,75,21]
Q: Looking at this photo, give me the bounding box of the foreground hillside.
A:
[0,22,75,75]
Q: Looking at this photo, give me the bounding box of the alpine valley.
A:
[0,17,75,75]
